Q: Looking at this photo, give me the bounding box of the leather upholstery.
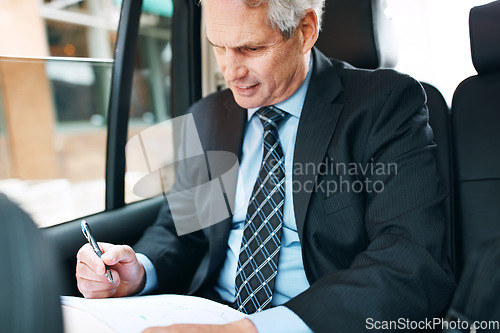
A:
[452,0,500,274]
[315,0,398,69]
[316,0,455,273]
[469,0,500,75]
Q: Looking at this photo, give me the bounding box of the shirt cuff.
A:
[135,253,158,295]
[247,306,313,333]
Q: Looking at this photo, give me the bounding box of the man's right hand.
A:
[76,243,146,298]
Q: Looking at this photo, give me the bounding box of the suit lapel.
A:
[207,94,246,263]
[293,48,344,240]
[190,92,246,294]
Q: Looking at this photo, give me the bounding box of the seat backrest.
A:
[423,82,454,262]
[0,193,63,333]
[315,0,455,273]
[315,0,398,69]
[451,0,500,276]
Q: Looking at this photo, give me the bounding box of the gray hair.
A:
[200,0,325,40]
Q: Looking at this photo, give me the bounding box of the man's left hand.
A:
[142,318,258,333]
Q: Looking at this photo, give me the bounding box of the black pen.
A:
[80,220,113,283]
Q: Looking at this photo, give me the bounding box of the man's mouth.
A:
[233,83,259,95]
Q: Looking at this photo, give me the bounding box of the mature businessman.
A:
[76,0,455,332]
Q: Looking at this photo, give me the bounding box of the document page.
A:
[61,294,246,333]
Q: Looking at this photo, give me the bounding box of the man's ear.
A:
[299,9,319,54]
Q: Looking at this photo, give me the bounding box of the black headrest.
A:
[469,0,500,75]
[315,0,398,69]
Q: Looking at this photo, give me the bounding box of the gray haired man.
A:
[76,0,455,332]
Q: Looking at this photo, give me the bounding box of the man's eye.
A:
[246,47,260,52]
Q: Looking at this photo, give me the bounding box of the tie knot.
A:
[256,106,287,131]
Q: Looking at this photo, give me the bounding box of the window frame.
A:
[106,0,202,211]
[105,0,143,210]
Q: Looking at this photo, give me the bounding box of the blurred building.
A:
[0,0,173,226]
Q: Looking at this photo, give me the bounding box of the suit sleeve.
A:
[131,90,244,296]
[132,113,211,294]
[285,73,455,332]
[132,200,208,294]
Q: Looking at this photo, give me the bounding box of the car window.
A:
[0,0,173,227]
[0,57,111,227]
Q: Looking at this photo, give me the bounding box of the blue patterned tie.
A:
[235,106,287,314]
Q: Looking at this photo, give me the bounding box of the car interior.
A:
[0,0,499,331]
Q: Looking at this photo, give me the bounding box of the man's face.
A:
[205,0,309,109]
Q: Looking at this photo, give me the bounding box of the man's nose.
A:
[222,50,249,83]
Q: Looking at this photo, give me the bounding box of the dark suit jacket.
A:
[134,48,455,332]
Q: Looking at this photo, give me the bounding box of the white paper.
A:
[61,294,246,333]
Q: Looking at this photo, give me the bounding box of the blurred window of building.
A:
[0,0,173,227]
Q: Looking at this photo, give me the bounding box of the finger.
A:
[101,244,137,266]
[76,260,117,283]
[78,262,122,287]
[76,244,107,276]
[94,242,114,252]
[76,258,106,280]
[143,324,194,333]
[76,260,104,281]
[77,275,114,293]
[76,266,121,296]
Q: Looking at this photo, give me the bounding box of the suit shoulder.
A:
[331,58,425,97]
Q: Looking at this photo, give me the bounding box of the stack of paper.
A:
[61,294,246,333]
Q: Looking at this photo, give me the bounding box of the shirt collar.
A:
[247,56,313,121]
